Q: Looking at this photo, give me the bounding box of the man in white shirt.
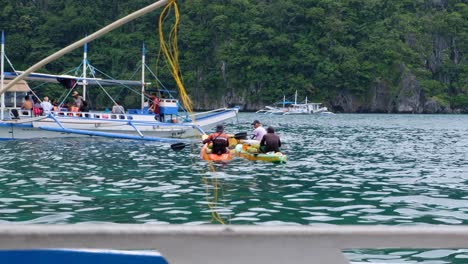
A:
[251,119,267,141]
[40,96,53,115]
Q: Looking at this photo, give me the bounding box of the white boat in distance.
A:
[0,34,238,141]
[256,91,334,115]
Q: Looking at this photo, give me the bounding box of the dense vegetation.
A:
[0,0,466,112]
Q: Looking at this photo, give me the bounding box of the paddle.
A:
[170,142,187,151]
[170,132,247,151]
[233,132,247,140]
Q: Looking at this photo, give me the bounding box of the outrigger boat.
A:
[0,33,238,141]
[256,91,333,115]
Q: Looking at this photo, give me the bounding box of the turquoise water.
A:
[1,113,468,263]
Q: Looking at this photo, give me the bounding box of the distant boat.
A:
[256,91,334,115]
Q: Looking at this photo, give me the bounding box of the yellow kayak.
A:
[234,143,287,164]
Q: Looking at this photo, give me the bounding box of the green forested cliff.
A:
[0,0,467,113]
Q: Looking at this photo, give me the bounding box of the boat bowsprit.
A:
[234,142,287,164]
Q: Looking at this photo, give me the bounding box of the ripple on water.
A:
[0,114,468,263]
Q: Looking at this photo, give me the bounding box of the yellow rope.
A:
[159,0,227,224]
[158,0,193,116]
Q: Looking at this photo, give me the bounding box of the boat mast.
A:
[1,31,5,120]
[82,41,88,100]
[141,43,145,110]
[294,90,297,105]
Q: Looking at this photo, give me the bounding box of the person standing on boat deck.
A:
[71,91,84,110]
[40,97,53,115]
[251,120,267,141]
[112,101,125,114]
[260,126,281,153]
[148,94,162,122]
[202,124,230,155]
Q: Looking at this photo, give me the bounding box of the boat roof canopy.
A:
[3,71,143,87]
[1,79,30,92]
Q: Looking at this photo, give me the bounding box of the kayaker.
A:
[260,126,281,153]
[251,120,267,141]
[203,124,229,155]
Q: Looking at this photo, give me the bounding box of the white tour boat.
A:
[0,33,238,141]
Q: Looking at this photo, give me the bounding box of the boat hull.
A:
[0,108,238,140]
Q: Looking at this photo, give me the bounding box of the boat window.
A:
[95,114,100,118]
[127,116,133,120]
[119,115,125,120]
[111,115,117,119]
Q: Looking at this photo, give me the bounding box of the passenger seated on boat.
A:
[21,95,33,115]
[112,101,125,114]
[69,106,79,112]
[202,124,229,155]
[260,126,281,153]
[51,99,59,111]
[40,96,53,115]
[71,90,84,109]
[32,97,43,117]
[80,100,89,112]
[21,95,33,110]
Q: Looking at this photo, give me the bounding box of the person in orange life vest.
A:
[202,124,230,155]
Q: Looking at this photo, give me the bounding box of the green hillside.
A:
[0,0,466,112]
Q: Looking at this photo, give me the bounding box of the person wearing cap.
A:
[251,120,267,141]
[71,90,84,110]
[260,126,282,153]
[202,124,230,155]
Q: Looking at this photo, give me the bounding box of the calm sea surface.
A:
[1,113,468,263]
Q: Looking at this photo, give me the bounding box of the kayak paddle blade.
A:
[234,132,247,140]
[170,142,186,151]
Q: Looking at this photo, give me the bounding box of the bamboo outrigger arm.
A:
[0,0,169,96]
